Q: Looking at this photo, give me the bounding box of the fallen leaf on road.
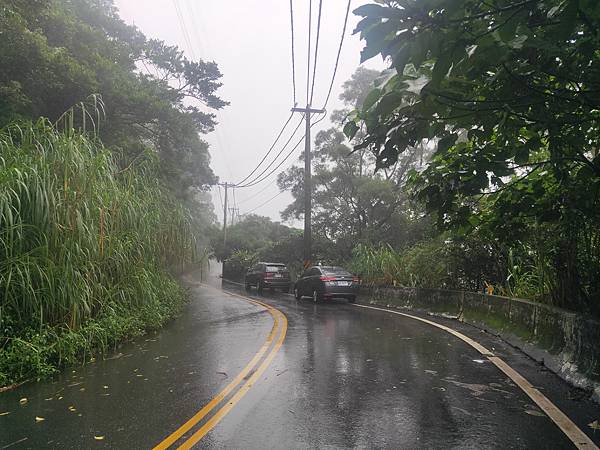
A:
[0,411,10,416]
[35,416,45,422]
[68,406,77,412]
[79,388,85,392]
[217,371,228,377]
[472,359,486,364]
[424,370,438,375]
[19,398,28,405]
[525,409,546,417]
[103,385,109,389]
[589,420,600,430]
[94,436,105,440]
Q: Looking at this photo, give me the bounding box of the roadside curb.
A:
[356,297,600,404]
[352,301,599,449]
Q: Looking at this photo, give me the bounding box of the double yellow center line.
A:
[154,287,288,449]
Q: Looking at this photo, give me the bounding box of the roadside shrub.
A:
[0,120,199,385]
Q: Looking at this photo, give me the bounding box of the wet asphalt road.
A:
[1,272,599,449]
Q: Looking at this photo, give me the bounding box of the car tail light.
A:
[265,272,274,278]
[353,277,359,283]
[320,277,336,281]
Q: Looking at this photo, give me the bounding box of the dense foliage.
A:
[211,215,305,279]
[279,68,432,262]
[0,122,200,385]
[0,0,225,199]
[0,0,225,385]
[346,0,600,312]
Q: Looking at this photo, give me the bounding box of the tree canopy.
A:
[0,0,227,198]
[279,67,431,261]
[346,0,600,310]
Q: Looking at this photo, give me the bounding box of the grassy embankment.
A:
[0,120,200,387]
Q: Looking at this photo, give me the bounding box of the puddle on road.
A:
[444,378,513,398]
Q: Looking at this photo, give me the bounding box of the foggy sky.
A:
[114,0,385,226]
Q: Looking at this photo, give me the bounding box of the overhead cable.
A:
[236,111,326,189]
[309,0,324,105]
[306,0,313,105]
[235,111,295,186]
[289,0,297,105]
[321,0,352,109]
[244,190,287,215]
[235,115,305,188]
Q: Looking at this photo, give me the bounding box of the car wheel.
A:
[312,290,320,303]
[348,296,356,303]
[294,287,301,300]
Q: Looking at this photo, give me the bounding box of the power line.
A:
[236,110,327,190]
[235,115,305,188]
[236,111,326,191]
[235,111,295,186]
[306,0,313,105]
[173,0,196,60]
[180,0,234,179]
[236,182,278,206]
[321,0,352,110]
[289,0,297,106]
[244,190,287,215]
[309,0,324,105]
[237,130,306,188]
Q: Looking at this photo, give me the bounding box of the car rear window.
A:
[322,267,351,276]
[266,265,287,272]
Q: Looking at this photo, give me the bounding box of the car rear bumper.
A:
[323,285,358,298]
[263,280,291,288]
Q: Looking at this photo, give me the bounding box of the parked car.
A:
[245,262,291,293]
[294,266,359,303]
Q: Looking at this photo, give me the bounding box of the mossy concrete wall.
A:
[361,286,600,400]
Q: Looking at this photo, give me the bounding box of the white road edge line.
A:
[352,303,598,450]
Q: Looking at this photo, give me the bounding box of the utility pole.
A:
[217,181,229,279]
[292,105,325,269]
[219,182,229,247]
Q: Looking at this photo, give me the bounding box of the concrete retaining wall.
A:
[360,286,600,400]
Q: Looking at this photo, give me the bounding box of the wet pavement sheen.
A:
[1,273,598,449]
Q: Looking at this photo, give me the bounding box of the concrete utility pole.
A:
[219,182,229,247]
[292,105,325,269]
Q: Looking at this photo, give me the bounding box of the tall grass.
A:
[0,119,199,384]
[350,244,403,286]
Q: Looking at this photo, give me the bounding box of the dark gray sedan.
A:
[293,266,359,303]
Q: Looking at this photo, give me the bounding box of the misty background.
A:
[114,0,385,225]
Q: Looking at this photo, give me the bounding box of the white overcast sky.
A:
[114,0,385,226]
